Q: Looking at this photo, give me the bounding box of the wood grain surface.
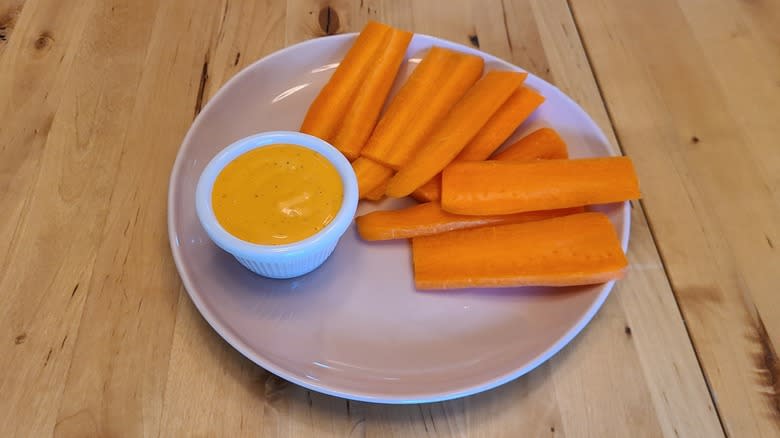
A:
[0,0,775,436]
[569,1,780,436]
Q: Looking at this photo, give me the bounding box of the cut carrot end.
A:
[352,156,394,198]
[411,176,442,202]
[363,180,388,201]
[455,83,545,162]
[493,127,568,161]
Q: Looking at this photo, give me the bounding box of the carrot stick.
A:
[352,157,394,198]
[386,71,528,198]
[412,212,628,289]
[330,28,413,160]
[492,127,568,161]
[356,201,583,241]
[361,48,484,169]
[411,175,441,202]
[359,47,453,166]
[455,85,542,161]
[441,157,641,215]
[364,180,388,201]
[300,21,392,141]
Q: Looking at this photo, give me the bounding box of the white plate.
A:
[168,33,630,404]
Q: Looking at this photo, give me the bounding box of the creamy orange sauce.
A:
[212,144,343,245]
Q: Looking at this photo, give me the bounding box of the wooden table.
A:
[1,0,777,436]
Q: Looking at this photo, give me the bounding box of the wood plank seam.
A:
[564,0,730,435]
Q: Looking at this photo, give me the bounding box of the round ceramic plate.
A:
[168,33,630,404]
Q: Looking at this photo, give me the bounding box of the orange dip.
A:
[212,144,342,244]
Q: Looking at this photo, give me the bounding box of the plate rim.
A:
[167,32,631,404]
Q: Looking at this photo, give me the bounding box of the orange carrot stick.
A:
[385,71,527,198]
[352,157,394,198]
[331,29,413,160]
[455,85,542,161]
[411,175,441,202]
[359,47,452,166]
[356,201,583,241]
[361,48,484,169]
[412,212,628,289]
[441,157,641,215]
[492,127,568,161]
[363,180,388,201]
[300,21,392,141]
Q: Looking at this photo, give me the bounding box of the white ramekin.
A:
[195,131,358,279]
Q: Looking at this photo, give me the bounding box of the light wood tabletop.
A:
[1,0,777,436]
